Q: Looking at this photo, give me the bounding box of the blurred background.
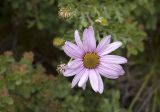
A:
[0,0,160,112]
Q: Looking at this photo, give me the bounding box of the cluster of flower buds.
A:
[53,37,65,47]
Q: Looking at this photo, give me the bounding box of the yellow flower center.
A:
[83,53,99,69]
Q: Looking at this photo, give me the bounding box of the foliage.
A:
[4,0,154,56]
[0,0,160,112]
[0,52,126,112]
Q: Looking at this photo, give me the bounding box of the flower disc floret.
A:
[83,53,99,69]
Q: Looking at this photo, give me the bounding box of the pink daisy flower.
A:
[63,26,127,94]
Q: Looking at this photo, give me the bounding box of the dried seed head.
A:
[57,64,66,74]
[58,7,73,19]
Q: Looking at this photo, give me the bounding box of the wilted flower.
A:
[57,64,66,74]
[63,26,127,93]
[95,17,108,26]
[58,7,73,19]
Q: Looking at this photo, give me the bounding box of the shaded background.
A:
[0,0,160,112]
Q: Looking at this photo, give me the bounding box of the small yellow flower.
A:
[95,17,108,26]
[53,37,65,47]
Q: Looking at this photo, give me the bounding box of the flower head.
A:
[63,26,127,94]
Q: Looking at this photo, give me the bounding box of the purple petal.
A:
[89,69,98,92]
[71,68,85,88]
[83,26,96,52]
[63,65,83,77]
[74,30,83,49]
[63,41,84,59]
[63,46,76,59]
[67,59,83,69]
[96,35,111,53]
[100,62,125,75]
[78,69,89,87]
[98,41,122,56]
[97,65,119,79]
[100,55,127,64]
[96,70,104,94]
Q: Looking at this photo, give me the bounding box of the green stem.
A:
[97,31,100,42]
[129,67,155,111]
[151,90,157,112]
[94,7,100,16]
[86,14,94,26]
